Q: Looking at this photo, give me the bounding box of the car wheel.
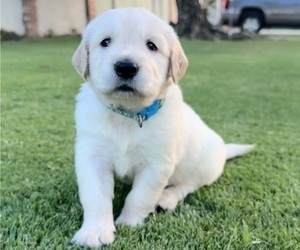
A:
[240,11,264,33]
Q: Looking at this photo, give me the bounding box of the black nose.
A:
[114,60,139,80]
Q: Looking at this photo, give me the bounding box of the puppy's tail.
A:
[225,144,255,160]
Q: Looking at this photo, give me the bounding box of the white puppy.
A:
[71,8,254,247]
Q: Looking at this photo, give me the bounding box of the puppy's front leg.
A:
[116,162,173,226]
[72,144,115,247]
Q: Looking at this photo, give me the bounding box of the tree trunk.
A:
[174,0,214,39]
[174,0,256,40]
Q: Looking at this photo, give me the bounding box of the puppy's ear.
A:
[169,37,188,84]
[72,37,89,80]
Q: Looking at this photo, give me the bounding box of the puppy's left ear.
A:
[169,35,189,84]
[72,37,89,80]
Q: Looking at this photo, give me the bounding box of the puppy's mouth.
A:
[109,83,143,99]
[115,84,135,92]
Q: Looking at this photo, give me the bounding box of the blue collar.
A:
[106,99,164,128]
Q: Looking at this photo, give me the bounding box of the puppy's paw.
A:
[115,212,144,226]
[157,189,178,210]
[71,224,115,247]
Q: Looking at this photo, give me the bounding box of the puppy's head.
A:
[73,8,188,109]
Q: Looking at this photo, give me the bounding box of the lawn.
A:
[1,37,299,250]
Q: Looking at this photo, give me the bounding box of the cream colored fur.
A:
[71,8,254,247]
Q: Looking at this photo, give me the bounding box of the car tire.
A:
[240,11,264,33]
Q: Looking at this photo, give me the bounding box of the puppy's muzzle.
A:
[114,60,139,80]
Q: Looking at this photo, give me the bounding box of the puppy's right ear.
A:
[72,38,89,80]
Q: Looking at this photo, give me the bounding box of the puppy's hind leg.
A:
[157,141,227,211]
[157,184,197,210]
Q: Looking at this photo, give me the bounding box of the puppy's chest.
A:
[113,144,146,183]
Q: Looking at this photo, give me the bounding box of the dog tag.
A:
[137,114,143,128]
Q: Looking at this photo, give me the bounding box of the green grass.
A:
[1,37,299,250]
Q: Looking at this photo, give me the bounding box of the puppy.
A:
[71,8,254,247]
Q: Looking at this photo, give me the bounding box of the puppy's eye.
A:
[100,38,111,47]
[146,41,158,51]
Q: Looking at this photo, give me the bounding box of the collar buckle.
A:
[137,114,144,128]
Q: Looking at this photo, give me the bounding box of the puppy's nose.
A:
[114,60,139,80]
